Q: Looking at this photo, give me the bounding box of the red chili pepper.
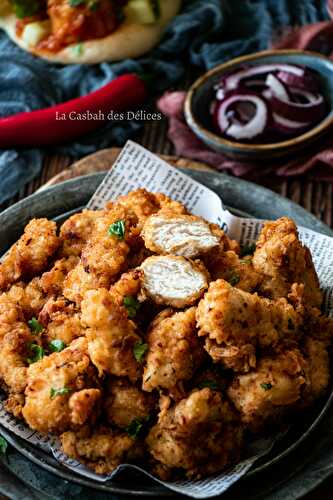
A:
[0,73,147,148]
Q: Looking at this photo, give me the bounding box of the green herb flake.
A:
[50,387,72,399]
[72,42,84,56]
[228,273,240,286]
[260,382,273,391]
[0,436,7,455]
[123,296,141,318]
[240,243,256,258]
[108,220,125,240]
[28,317,43,334]
[69,0,86,6]
[27,344,44,364]
[133,340,148,363]
[198,380,219,390]
[12,0,43,19]
[125,416,150,439]
[49,339,66,353]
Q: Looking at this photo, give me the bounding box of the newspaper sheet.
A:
[1,141,333,498]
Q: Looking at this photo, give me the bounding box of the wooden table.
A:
[0,113,333,500]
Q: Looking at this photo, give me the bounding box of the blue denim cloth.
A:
[0,0,328,203]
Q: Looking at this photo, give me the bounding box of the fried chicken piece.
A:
[204,250,262,292]
[0,323,33,394]
[301,337,330,407]
[253,217,322,307]
[109,269,143,307]
[22,337,100,434]
[143,308,205,396]
[81,206,140,288]
[0,219,60,291]
[105,378,155,429]
[147,388,243,479]
[5,393,25,419]
[7,278,47,319]
[81,289,141,382]
[196,279,302,372]
[39,297,84,345]
[140,256,209,308]
[227,349,307,431]
[111,189,187,230]
[40,256,79,296]
[0,292,25,340]
[63,262,100,305]
[142,213,220,258]
[60,425,143,474]
[60,209,103,257]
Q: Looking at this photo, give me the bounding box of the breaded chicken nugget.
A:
[142,213,220,258]
[63,262,100,305]
[143,308,205,395]
[227,349,307,431]
[109,269,143,307]
[105,378,155,429]
[0,219,60,291]
[146,388,243,479]
[7,278,46,319]
[61,425,143,474]
[196,279,302,372]
[40,256,79,296]
[39,297,84,346]
[22,337,100,434]
[60,209,103,257]
[140,256,209,308]
[301,337,330,407]
[81,289,141,382]
[0,323,33,394]
[81,206,140,288]
[0,292,25,340]
[253,217,322,307]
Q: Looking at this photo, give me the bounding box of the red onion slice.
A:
[224,64,305,90]
[215,93,268,140]
[270,88,325,122]
[265,74,290,101]
[273,113,311,134]
[277,69,319,91]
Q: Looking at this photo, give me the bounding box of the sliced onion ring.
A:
[270,88,325,122]
[273,113,311,134]
[277,69,318,91]
[215,93,268,140]
[224,64,305,90]
[265,74,290,101]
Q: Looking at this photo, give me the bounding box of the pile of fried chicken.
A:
[0,188,331,480]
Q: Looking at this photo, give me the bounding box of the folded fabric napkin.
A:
[0,0,329,202]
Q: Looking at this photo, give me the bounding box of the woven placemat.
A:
[42,148,213,188]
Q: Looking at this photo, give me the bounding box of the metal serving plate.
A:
[0,169,332,498]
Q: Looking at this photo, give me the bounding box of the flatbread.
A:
[0,0,181,64]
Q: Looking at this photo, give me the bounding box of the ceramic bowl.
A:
[184,50,333,160]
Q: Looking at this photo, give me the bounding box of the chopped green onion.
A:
[27,344,44,364]
[50,387,72,399]
[125,415,150,439]
[49,339,66,353]
[228,273,240,286]
[260,382,273,391]
[28,317,43,334]
[240,243,256,257]
[123,296,141,318]
[133,340,148,363]
[108,220,125,240]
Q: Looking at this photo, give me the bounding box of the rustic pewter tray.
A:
[0,169,332,499]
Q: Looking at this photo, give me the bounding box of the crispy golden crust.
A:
[60,210,103,257]
[109,268,143,307]
[253,217,322,307]
[140,256,209,308]
[197,279,302,372]
[146,389,243,478]
[143,307,205,395]
[40,256,79,296]
[0,219,60,291]
[105,378,155,429]
[39,297,84,345]
[142,213,220,258]
[60,425,143,474]
[63,262,101,305]
[22,337,100,434]
[301,337,330,407]
[7,278,47,319]
[227,349,307,431]
[81,289,141,381]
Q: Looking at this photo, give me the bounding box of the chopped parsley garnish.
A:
[50,387,72,399]
[228,273,240,286]
[133,340,148,363]
[260,382,273,391]
[69,0,85,6]
[125,416,150,439]
[123,296,141,318]
[240,243,256,257]
[27,344,44,364]
[108,220,125,240]
[28,317,43,334]
[0,436,7,455]
[49,339,66,353]
[198,380,219,390]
